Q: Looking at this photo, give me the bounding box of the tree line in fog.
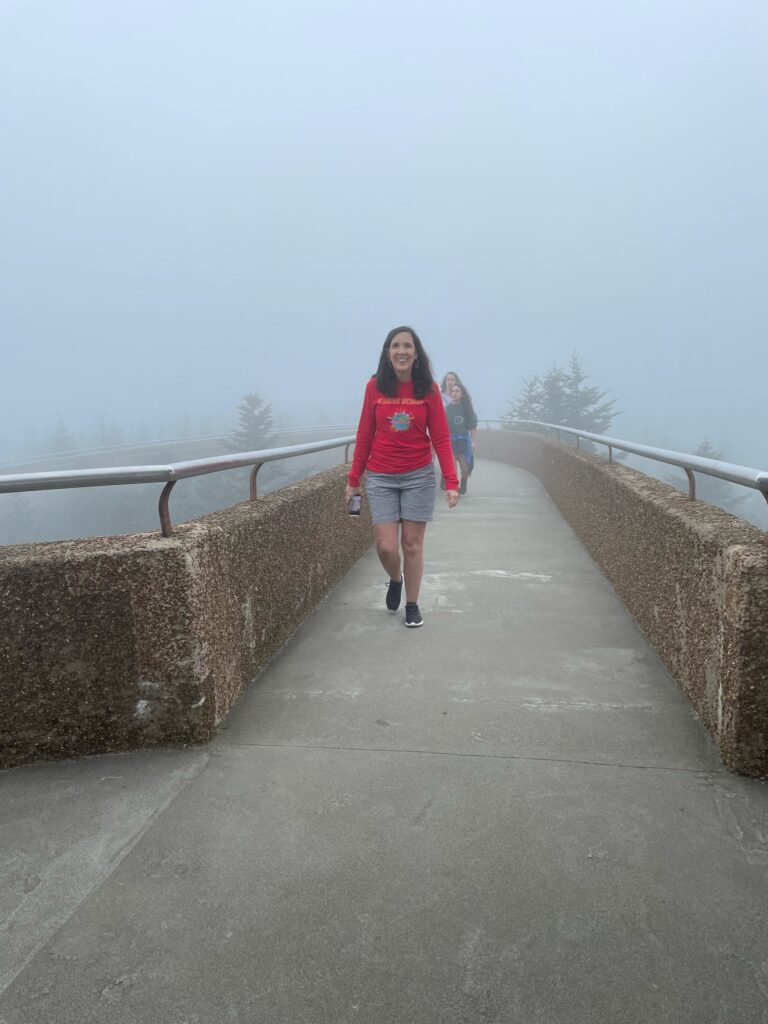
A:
[501,354,758,520]
[1,362,763,546]
[0,392,342,546]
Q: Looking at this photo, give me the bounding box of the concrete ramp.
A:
[2,460,767,1023]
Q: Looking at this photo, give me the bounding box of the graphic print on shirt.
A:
[388,410,413,432]
[379,396,423,434]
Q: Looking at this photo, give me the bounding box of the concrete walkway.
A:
[2,460,767,1024]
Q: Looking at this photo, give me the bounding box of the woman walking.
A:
[440,371,459,405]
[440,370,471,406]
[446,383,478,494]
[345,326,459,627]
[438,371,472,488]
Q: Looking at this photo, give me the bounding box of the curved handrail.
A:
[0,436,356,537]
[5,420,766,539]
[501,419,768,502]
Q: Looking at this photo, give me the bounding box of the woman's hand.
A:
[446,489,460,508]
[345,484,361,507]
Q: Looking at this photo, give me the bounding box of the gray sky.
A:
[2,0,767,461]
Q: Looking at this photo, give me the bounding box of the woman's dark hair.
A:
[440,370,464,394]
[442,371,475,414]
[449,381,478,424]
[374,325,435,398]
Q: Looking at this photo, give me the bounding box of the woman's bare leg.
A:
[401,520,427,603]
[456,453,470,490]
[374,522,402,580]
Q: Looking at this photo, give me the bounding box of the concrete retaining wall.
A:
[480,429,768,779]
[0,466,372,768]
[4,435,766,777]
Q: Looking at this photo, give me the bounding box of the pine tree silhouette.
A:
[504,354,617,435]
[229,393,274,452]
[666,439,747,514]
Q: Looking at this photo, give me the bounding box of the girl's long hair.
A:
[449,381,478,424]
[441,370,469,396]
[374,326,435,399]
[443,372,476,416]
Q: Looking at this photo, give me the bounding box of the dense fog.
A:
[2,0,766,540]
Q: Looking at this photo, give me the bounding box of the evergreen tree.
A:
[539,364,571,425]
[666,439,748,514]
[562,353,618,432]
[49,417,78,455]
[504,354,617,435]
[228,393,274,452]
[95,416,124,449]
[507,374,546,421]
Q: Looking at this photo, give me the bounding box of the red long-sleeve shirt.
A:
[348,378,460,491]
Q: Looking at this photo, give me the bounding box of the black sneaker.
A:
[386,577,403,611]
[404,602,423,628]
[459,479,468,495]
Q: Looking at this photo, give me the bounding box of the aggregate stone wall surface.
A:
[0,465,372,768]
[479,429,768,778]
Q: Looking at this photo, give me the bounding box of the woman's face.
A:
[389,331,417,378]
[450,385,463,403]
[443,374,457,392]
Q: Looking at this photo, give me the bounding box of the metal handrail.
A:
[0,436,356,537]
[502,420,768,504]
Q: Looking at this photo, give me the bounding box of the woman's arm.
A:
[347,381,376,489]
[426,387,459,492]
[466,405,478,450]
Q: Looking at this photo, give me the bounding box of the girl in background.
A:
[440,371,459,405]
[446,383,478,495]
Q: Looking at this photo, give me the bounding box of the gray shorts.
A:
[365,463,436,524]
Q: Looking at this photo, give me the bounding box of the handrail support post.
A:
[159,480,176,536]
[250,462,263,500]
